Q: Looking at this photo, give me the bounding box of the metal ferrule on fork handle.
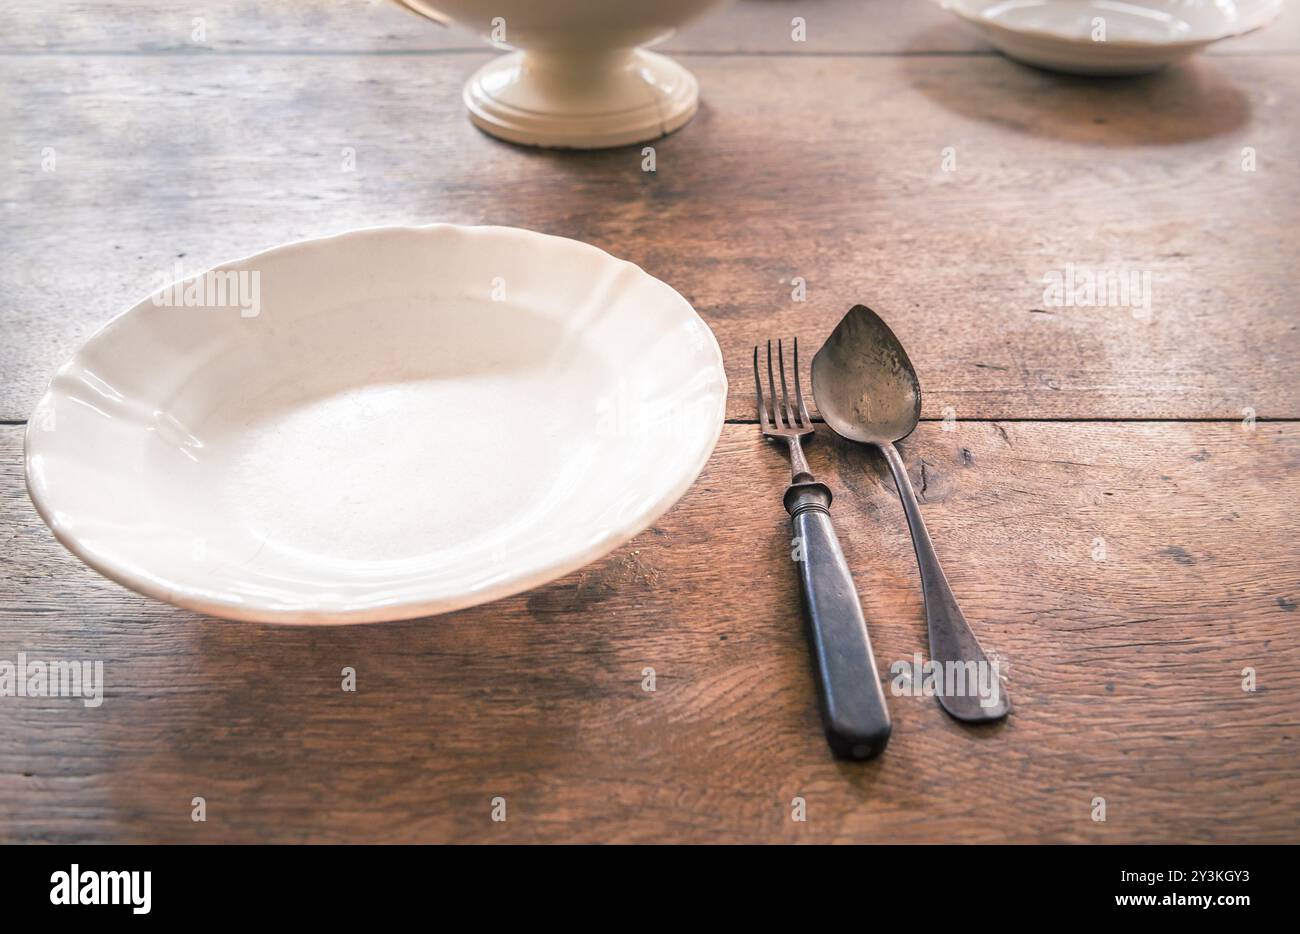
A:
[783,480,833,517]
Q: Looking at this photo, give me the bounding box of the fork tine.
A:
[777,339,796,428]
[793,335,811,427]
[766,340,782,428]
[753,345,771,430]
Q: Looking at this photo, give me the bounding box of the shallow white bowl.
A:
[937,0,1283,75]
[25,225,727,623]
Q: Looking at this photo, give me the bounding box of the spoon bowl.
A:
[811,305,921,445]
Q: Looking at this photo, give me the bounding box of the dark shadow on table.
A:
[903,24,1251,146]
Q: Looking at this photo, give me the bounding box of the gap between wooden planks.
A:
[2,0,1297,54]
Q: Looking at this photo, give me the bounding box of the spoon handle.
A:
[877,442,1009,722]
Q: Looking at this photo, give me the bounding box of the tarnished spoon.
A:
[811,305,1009,722]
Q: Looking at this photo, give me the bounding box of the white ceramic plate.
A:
[936,0,1283,75]
[25,225,727,623]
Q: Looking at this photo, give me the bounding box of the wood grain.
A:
[3,0,1298,846]
[4,0,1297,55]
[2,422,1297,843]
[2,52,1298,422]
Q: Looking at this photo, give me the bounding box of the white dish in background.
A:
[936,0,1283,75]
[25,225,727,624]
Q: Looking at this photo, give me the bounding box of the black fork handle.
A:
[784,482,892,760]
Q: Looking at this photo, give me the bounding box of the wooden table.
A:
[2,0,1298,844]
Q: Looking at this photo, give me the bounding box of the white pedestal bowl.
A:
[394,0,735,148]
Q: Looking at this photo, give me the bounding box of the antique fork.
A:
[754,339,892,760]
